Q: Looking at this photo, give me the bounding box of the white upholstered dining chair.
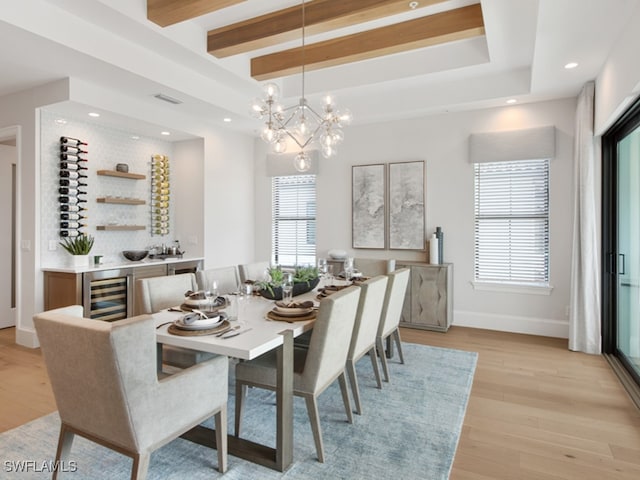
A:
[234,286,361,463]
[238,261,270,283]
[196,265,240,294]
[353,257,396,277]
[346,275,388,414]
[137,273,215,368]
[376,268,411,382]
[33,306,228,479]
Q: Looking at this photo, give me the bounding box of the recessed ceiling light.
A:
[55,118,67,125]
[409,1,419,9]
[564,62,578,69]
[223,118,232,123]
[88,112,100,117]
[161,131,171,136]
[506,99,517,104]
[131,135,140,140]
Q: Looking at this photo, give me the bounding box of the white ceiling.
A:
[0,0,638,141]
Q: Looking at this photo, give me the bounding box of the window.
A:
[474,159,549,286]
[272,175,316,267]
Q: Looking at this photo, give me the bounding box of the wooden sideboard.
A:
[396,262,453,332]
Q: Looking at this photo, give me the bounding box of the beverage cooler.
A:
[83,268,133,321]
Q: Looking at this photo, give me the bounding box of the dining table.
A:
[154,286,324,471]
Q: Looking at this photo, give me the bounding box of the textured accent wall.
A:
[40,109,175,266]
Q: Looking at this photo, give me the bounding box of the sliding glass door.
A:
[603,98,640,386]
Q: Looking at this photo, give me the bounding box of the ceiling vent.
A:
[153,93,182,105]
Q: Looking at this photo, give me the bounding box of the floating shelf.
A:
[96,225,146,231]
[96,197,146,205]
[97,170,146,180]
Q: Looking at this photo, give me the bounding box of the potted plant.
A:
[256,265,320,300]
[59,234,95,267]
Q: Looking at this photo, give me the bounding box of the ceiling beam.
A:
[208,0,447,58]
[250,4,485,81]
[148,0,247,28]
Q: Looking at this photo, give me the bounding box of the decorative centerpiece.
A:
[59,234,95,268]
[256,266,320,300]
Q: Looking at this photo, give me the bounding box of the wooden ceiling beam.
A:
[148,0,247,28]
[208,0,447,58]
[250,4,484,81]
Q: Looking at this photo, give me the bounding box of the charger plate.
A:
[168,319,230,336]
[266,310,317,323]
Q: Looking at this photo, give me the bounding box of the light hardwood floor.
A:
[1,325,639,479]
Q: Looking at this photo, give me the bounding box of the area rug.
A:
[0,343,477,479]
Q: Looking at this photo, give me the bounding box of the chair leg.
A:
[234,381,246,436]
[377,336,390,382]
[215,406,228,473]
[346,359,362,415]
[131,453,150,480]
[304,395,325,463]
[393,328,405,365]
[368,345,383,389]
[338,372,354,423]
[53,424,74,480]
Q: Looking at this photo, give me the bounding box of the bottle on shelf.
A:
[60,171,88,179]
[60,212,86,221]
[60,230,81,237]
[60,221,86,229]
[58,187,87,195]
[60,145,88,155]
[60,204,87,212]
[60,162,88,171]
[59,196,87,204]
[60,136,87,147]
[59,179,87,187]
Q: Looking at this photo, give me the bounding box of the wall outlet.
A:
[48,240,58,251]
[20,240,31,251]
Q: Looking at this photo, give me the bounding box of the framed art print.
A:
[388,161,425,250]
[352,164,386,249]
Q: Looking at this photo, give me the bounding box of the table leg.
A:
[179,330,296,472]
[276,330,294,470]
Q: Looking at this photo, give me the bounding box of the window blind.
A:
[474,159,549,285]
[272,175,316,267]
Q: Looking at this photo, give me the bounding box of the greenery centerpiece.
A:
[59,234,95,267]
[256,265,320,300]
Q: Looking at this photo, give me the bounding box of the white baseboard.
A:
[453,310,569,338]
[16,327,39,348]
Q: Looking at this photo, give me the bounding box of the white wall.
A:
[595,0,640,134]
[0,79,70,346]
[255,98,577,338]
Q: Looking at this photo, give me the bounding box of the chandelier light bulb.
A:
[273,136,288,154]
[294,151,311,172]
[250,98,266,119]
[321,144,336,159]
[338,109,353,126]
[261,124,277,144]
[264,82,280,100]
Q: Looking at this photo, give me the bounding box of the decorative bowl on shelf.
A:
[122,250,149,261]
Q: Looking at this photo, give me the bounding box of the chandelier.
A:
[250,0,352,172]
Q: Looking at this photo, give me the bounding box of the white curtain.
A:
[569,81,601,354]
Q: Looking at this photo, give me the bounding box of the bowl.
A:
[328,249,347,260]
[122,250,149,261]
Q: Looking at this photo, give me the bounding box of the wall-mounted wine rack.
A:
[58,136,88,238]
[151,154,170,236]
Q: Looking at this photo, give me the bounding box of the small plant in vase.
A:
[59,234,95,267]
